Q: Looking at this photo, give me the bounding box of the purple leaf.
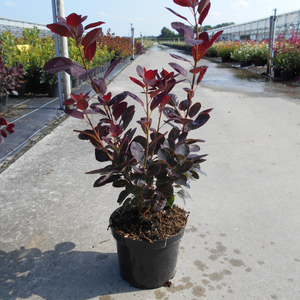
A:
[136,65,145,78]
[189,144,201,152]
[94,78,107,95]
[85,109,98,114]
[169,53,190,62]
[189,102,201,118]
[169,62,188,78]
[104,58,122,79]
[65,62,86,78]
[82,28,103,48]
[85,21,105,30]
[175,144,190,158]
[184,38,204,46]
[46,22,72,38]
[131,141,145,166]
[150,93,163,111]
[124,91,144,106]
[158,148,172,166]
[155,183,173,198]
[171,22,194,39]
[137,117,152,134]
[90,103,107,115]
[113,102,127,120]
[198,0,210,14]
[44,57,74,73]
[84,41,97,61]
[94,174,121,187]
[64,109,85,119]
[165,7,188,21]
[108,92,127,106]
[199,2,211,25]
[95,149,111,162]
[122,105,135,130]
[192,111,211,129]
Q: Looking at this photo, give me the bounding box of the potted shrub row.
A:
[0,41,24,113]
[272,32,300,81]
[44,0,222,289]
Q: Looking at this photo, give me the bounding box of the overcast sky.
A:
[1,0,300,37]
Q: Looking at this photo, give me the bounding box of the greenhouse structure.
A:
[207,9,300,41]
[0,17,51,38]
[1,9,300,41]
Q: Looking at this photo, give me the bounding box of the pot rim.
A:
[109,207,186,250]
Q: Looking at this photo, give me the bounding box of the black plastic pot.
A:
[48,83,59,97]
[280,70,294,82]
[253,59,266,66]
[110,213,185,289]
[221,56,231,63]
[0,94,8,113]
[273,67,283,79]
[240,60,252,67]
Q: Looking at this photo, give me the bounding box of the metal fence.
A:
[0,17,52,38]
[207,9,300,41]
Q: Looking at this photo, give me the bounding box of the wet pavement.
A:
[155,44,300,100]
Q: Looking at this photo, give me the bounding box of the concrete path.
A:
[1,47,300,300]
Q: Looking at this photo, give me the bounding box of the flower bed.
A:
[273,32,300,76]
[215,41,239,62]
[230,41,268,66]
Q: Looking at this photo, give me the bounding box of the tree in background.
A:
[158,27,179,38]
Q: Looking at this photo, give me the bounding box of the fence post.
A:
[131,24,135,60]
[51,0,64,109]
[267,9,277,75]
[57,0,71,102]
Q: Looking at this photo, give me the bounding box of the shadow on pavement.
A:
[0,242,138,300]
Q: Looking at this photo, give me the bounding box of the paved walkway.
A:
[1,47,300,300]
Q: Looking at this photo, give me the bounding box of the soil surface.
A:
[110,204,188,242]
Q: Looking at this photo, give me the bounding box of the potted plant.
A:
[0,42,24,113]
[215,41,239,62]
[272,33,299,81]
[231,42,254,67]
[251,41,268,66]
[44,0,222,289]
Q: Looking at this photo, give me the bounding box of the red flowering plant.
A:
[44,1,222,241]
[273,31,300,73]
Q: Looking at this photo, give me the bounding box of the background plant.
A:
[98,30,132,60]
[44,1,223,215]
[273,32,300,72]
[0,28,56,83]
[0,41,24,96]
[215,41,239,58]
[251,41,268,61]
[230,41,254,62]
[231,41,268,62]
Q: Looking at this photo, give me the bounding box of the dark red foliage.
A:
[47,13,104,61]
[0,118,15,144]
[173,0,192,7]
[199,2,211,25]
[43,2,222,213]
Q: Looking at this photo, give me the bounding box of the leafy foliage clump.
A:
[44,1,223,215]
